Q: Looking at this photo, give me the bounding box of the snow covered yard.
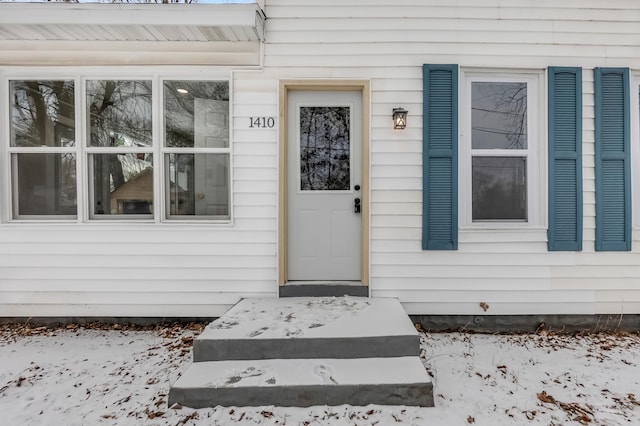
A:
[0,322,638,426]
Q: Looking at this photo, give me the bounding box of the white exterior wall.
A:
[0,68,280,318]
[261,0,640,315]
[2,0,640,317]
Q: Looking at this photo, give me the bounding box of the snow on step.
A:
[194,297,419,361]
[169,356,434,408]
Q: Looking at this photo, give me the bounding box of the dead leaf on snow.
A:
[467,415,475,423]
[177,411,199,425]
[538,391,594,424]
[573,413,592,424]
[144,408,165,419]
[537,391,556,404]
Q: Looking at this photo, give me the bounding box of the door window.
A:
[299,106,351,191]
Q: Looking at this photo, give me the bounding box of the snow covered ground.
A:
[1,322,638,425]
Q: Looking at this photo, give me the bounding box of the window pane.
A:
[87,80,152,148]
[10,80,75,147]
[299,106,351,191]
[472,82,527,149]
[166,154,229,218]
[13,153,76,216]
[164,81,229,148]
[91,154,153,216]
[472,156,527,221]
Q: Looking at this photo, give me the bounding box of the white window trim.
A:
[4,75,80,222]
[0,66,234,225]
[459,69,547,230]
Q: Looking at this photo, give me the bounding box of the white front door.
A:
[287,90,362,281]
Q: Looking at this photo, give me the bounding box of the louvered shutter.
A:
[422,64,458,250]
[548,67,583,251]
[594,68,631,251]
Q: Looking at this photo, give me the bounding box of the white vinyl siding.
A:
[0,68,277,317]
[2,0,640,316]
[263,0,640,315]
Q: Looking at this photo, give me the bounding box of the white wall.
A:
[262,0,640,315]
[2,0,640,317]
[0,67,279,318]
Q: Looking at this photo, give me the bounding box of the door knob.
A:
[354,197,361,214]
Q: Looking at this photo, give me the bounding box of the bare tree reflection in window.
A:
[87,80,153,215]
[299,106,350,191]
[471,82,528,221]
[472,82,527,150]
[10,80,77,216]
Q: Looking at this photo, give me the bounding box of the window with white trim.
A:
[461,71,544,227]
[6,74,230,222]
[10,80,77,219]
[87,79,153,218]
[163,81,230,219]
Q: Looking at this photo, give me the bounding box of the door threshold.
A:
[286,281,363,286]
[279,282,369,298]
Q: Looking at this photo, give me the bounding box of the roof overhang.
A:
[0,3,265,66]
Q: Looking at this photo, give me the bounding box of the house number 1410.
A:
[249,117,276,128]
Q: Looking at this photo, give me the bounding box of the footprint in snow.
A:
[224,366,265,385]
[314,364,338,385]
[248,327,269,337]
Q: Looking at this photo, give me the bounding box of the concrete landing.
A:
[169,356,433,408]
[194,297,419,361]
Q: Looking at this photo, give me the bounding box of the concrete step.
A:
[279,283,368,297]
[193,297,419,361]
[169,356,434,408]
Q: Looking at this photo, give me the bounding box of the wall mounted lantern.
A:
[393,107,408,129]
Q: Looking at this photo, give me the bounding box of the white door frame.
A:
[278,80,370,286]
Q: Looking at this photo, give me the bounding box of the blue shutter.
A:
[422,64,458,250]
[548,67,583,251]
[594,68,631,251]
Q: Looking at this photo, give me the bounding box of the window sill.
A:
[458,226,547,244]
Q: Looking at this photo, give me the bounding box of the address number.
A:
[249,116,276,128]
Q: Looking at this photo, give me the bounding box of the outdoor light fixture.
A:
[393,107,408,129]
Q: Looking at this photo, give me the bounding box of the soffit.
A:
[0,3,265,43]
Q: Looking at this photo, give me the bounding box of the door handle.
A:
[354,197,361,214]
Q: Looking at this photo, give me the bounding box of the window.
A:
[5,74,230,222]
[461,72,543,227]
[9,80,77,219]
[163,81,230,219]
[87,80,153,218]
[471,81,528,221]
